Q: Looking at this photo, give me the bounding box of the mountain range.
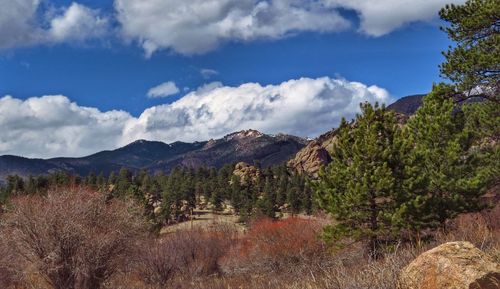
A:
[0,130,307,180]
[0,95,424,180]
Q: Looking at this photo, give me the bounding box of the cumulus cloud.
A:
[147,81,180,98]
[0,0,109,50]
[114,0,351,56]
[2,0,466,54]
[113,0,466,56]
[47,3,109,43]
[124,77,391,143]
[324,0,466,36]
[0,77,391,158]
[0,0,43,49]
[0,95,132,158]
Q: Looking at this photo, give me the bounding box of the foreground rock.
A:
[400,241,500,289]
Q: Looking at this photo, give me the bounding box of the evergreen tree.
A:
[257,177,276,218]
[439,0,499,102]
[6,175,25,196]
[85,171,97,188]
[287,186,301,215]
[96,173,106,192]
[116,167,133,196]
[108,171,117,186]
[302,185,313,215]
[399,84,496,235]
[230,175,243,212]
[315,103,406,256]
[25,176,37,195]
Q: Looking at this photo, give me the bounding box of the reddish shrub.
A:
[223,217,328,274]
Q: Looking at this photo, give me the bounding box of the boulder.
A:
[400,241,500,289]
[287,140,331,179]
[233,162,260,186]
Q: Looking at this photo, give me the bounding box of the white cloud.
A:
[114,0,351,56]
[201,68,219,79]
[0,77,391,158]
[0,0,43,49]
[48,3,109,42]
[323,0,466,36]
[147,81,180,98]
[0,95,132,158]
[1,0,466,54]
[0,0,109,50]
[113,0,467,55]
[125,77,391,142]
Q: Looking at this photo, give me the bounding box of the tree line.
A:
[0,162,313,229]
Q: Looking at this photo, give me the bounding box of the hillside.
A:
[386,94,425,115]
[0,130,307,179]
[288,95,425,178]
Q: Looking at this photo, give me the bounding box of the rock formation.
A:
[400,241,500,289]
[233,162,261,186]
[287,140,331,179]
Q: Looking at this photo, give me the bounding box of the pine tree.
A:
[314,103,406,256]
[96,173,106,192]
[399,84,496,235]
[85,172,97,188]
[116,167,133,196]
[257,177,276,218]
[230,175,243,212]
[439,0,499,102]
[24,176,37,194]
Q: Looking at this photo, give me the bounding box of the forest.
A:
[0,0,498,288]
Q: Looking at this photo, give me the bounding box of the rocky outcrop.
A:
[233,162,260,186]
[400,241,500,289]
[287,141,331,179]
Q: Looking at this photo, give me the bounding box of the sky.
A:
[0,0,464,158]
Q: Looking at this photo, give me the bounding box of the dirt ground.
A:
[160,209,246,234]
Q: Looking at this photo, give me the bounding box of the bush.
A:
[133,225,237,287]
[0,188,145,289]
[223,217,328,274]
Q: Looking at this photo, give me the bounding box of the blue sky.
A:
[0,0,463,158]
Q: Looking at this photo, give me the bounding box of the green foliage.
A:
[399,84,495,235]
[315,103,407,255]
[1,160,313,227]
[439,0,500,102]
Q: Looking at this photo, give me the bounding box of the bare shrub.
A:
[0,236,18,288]
[0,188,145,289]
[436,203,500,254]
[133,224,237,287]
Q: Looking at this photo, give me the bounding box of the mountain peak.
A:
[224,129,264,141]
[130,139,149,145]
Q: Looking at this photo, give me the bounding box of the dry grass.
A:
[1,189,498,289]
[159,210,245,234]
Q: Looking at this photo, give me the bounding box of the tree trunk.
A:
[369,191,380,259]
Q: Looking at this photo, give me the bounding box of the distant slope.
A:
[151,130,307,171]
[0,155,64,180]
[48,140,206,176]
[387,94,425,115]
[0,130,307,179]
[288,94,427,178]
